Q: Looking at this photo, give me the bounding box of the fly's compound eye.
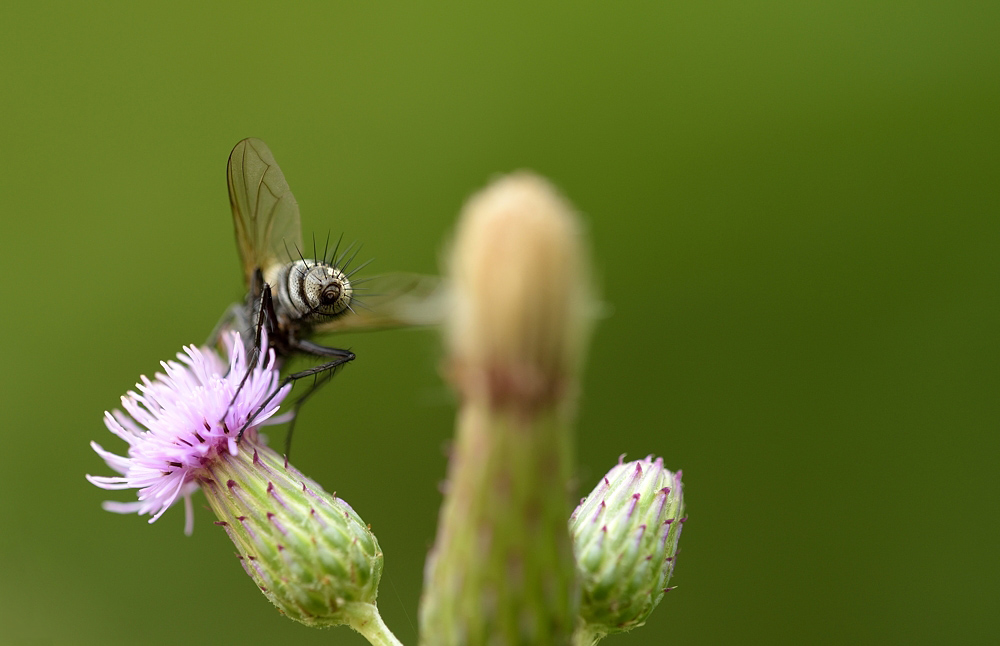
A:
[321,284,342,306]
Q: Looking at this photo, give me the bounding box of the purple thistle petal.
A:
[85,475,132,490]
[101,500,146,514]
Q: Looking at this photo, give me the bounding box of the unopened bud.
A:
[446,172,594,410]
[570,455,685,642]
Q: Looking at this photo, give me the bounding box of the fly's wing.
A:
[228,138,303,287]
[315,273,446,334]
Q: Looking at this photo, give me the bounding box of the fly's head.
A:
[288,259,353,324]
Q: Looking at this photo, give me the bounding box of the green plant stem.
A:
[343,603,403,646]
[419,400,578,645]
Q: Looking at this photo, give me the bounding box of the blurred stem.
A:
[418,395,577,644]
[343,603,403,646]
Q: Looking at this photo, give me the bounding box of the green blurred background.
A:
[1,2,997,644]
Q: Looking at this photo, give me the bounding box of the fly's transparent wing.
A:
[315,273,446,334]
[228,138,303,286]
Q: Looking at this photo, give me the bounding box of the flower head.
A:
[570,454,686,643]
[87,331,290,534]
[87,333,388,629]
[445,172,595,409]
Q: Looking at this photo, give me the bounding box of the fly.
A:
[212,138,442,453]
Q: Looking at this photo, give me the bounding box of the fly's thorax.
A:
[266,259,353,325]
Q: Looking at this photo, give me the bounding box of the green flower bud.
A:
[570,455,685,644]
[199,436,384,628]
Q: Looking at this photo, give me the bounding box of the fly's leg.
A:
[244,271,277,376]
[282,369,338,458]
[236,341,355,445]
[224,281,278,427]
[278,340,357,455]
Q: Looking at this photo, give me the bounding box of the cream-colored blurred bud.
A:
[447,173,594,410]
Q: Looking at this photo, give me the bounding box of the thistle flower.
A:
[87,333,397,640]
[570,455,686,645]
[87,332,290,535]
